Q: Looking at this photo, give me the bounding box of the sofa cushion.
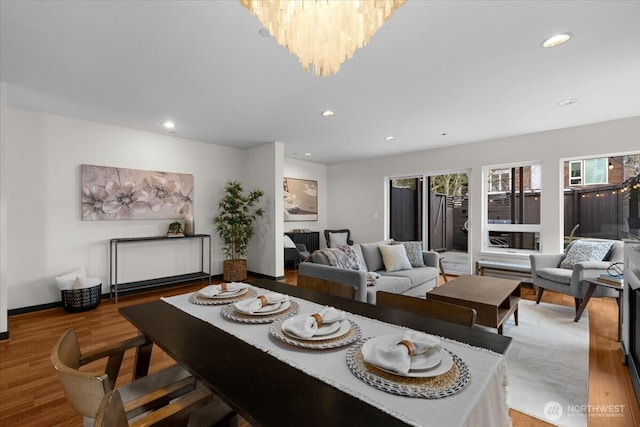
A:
[379,244,412,272]
[359,240,392,271]
[379,266,437,288]
[560,240,614,269]
[537,267,573,284]
[393,241,425,267]
[328,231,349,247]
[366,276,412,304]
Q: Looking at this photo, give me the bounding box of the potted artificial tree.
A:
[213,180,264,281]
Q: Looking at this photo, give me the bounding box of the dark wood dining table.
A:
[119,278,511,427]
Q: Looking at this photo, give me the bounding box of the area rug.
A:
[501,300,589,427]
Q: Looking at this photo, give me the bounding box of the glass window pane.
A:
[584,158,607,184]
[486,165,541,226]
[487,231,539,250]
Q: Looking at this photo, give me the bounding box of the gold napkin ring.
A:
[258,295,268,306]
[398,340,416,356]
[311,313,323,327]
[220,283,228,292]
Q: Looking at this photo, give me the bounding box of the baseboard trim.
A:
[0,331,8,341]
[248,271,282,281]
[8,274,225,316]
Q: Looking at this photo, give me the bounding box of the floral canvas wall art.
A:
[81,164,193,220]
[283,177,318,221]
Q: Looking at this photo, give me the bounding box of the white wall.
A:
[5,108,248,310]
[245,142,284,278]
[327,117,640,269]
[283,158,328,246]
[0,82,8,334]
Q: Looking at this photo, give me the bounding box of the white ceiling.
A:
[1,1,639,165]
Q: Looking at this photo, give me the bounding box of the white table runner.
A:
[162,286,510,427]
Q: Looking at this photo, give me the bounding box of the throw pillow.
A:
[379,244,413,272]
[360,243,386,271]
[393,241,425,267]
[328,232,348,247]
[283,234,297,248]
[560,240,614,269]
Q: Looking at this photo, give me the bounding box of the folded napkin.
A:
[363,331,440,375]
[233,292,289,314]
[198,282,245,298]
[282,307,347,339]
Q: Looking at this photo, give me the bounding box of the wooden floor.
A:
[0,270,638,426]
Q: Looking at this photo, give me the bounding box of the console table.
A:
[285,231,320,252]
[109,234,211,302]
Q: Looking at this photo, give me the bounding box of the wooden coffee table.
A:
[426,275,521,334]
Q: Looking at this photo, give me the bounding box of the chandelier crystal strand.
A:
[240,0,407,77]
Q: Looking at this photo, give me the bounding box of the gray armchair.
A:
[530,239,623,320]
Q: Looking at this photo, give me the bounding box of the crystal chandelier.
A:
[239,0,407,77]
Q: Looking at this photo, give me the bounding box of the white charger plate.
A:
[270,319,361,349]
[361,335,452,378]
[221,300,299,324]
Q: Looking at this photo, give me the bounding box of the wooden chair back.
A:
[297,275,357,300]
[376,291,477,327]
[51,329,112,417]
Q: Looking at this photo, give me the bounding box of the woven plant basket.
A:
[223,259,247,282]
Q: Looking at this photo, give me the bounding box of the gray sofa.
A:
[298,240,439,304]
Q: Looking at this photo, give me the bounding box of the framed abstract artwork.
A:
[283,177,318,221]
[81,164,193,220]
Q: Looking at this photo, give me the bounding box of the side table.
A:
[576,278,623,341]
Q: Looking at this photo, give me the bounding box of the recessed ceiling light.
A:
[304,152,312,156]
[258,28,271,37]
[321,110,335,117]
[162,121,176,129]
[385,136,395,141]
[441,132,447,136]
[542,33,572,48]
[557,98,578,106]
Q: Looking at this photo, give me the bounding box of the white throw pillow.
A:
[379,244,412,272]
[560,240,613,269]
[283,235,297,248]
[328,232,348,247]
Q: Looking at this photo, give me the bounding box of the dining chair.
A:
[297,274,357,300]
[376,291,477,327]
[94,386,216,427]
[51,328,234,425]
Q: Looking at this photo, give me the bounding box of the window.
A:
[570,161,582,185]
[564,154,640,242]
[567,158,608,186]
[489,169,511,192]
[484,163,542,251]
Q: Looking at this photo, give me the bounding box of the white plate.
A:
[315,321,342,336]
[233,300,291,316]
[282,318,350,341]
[198,284,249,299]
[361,335,453,378]
[410,346,442,371]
